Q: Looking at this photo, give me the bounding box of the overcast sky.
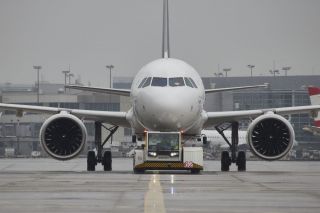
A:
[0,0,319,86]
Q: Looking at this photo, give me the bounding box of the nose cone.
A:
[136,88,200,131]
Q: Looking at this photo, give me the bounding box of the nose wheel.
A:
[216,122,247,172]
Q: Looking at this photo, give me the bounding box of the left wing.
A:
[0,103,130,127]
[205,83,269,94]
[65,85,131,96]
[204,105,320,128]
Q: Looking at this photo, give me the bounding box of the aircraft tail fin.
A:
[307,86,320,127]
[162,0,170,58]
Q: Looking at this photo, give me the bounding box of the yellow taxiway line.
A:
[144,174,166,213]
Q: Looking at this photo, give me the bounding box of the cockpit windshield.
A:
[151,77,167,87]
[142,77,152,88]
[169,77,185,87]
[138,77,147,88]
[139,76,198,88]
[184,77,193,88]
[188,77,198,88]
[148,133,179,151]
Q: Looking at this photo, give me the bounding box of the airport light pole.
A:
[269,69,279,77]
[67,73,74,85]
[106,65,114,88]
[214,72,224,77]
[62,70,70,94]
[247,65,255,77]
[223,68,231,77]
[282,66,291,77]
[33,65,42,104]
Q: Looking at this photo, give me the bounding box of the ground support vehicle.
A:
[133,131,203,174]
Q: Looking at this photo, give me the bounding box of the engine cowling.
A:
[40,112,87,160]
[247,113,294,160]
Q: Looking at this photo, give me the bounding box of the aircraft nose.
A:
[137,89,199,131]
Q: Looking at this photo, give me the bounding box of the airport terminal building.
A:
[1,75,320,157]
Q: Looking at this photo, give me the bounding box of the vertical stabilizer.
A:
[308,86,320,126]
[162,0,170,58]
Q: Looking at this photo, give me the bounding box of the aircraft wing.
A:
[204,105,320,128]
[205,83,268,94]
[65,85,131,96]
[0,103,130,127]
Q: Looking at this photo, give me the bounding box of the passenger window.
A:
[142,77,152,88]
[151,77,167,87]
[169,77,185,87]
[184,77,194,88]
[138,78,148,88]
[189,78,198,88]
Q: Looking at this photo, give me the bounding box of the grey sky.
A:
[0,0,319,87]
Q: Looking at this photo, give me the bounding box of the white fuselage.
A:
[201,130,247,148]
[129,58,206,134]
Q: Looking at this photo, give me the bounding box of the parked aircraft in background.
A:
[202,130,247,148]
[303,86,320,135]
[1,0,320,172]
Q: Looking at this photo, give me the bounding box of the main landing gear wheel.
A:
[236,151,246,171]
[221,151,231,171]
[103,151,112,171]
[87,151,96,171]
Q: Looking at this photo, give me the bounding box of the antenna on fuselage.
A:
[162,0,170,58]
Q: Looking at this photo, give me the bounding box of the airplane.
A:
[303,86,320,135]
[201,129,247,148]
[1,0,320,172]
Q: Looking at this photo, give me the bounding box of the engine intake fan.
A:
[247,113,294,160]
[40,113,87,160]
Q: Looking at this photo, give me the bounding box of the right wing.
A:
[65,85,131,96]
[205,83,269,94]
[0,103,130,127]
[204,105,320,128]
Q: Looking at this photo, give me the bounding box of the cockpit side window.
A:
[184,77,194,88]
[138,77,148,88]
[169,77,185,87]
[151,77,167,87]
[189,78,198,88]
[142,77,152,88]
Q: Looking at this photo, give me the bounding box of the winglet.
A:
[162,0,170,58]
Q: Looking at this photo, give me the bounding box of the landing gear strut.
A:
[215,122,246,171]
[87,121,118,171]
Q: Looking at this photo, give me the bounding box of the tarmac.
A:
[0,158,320,213]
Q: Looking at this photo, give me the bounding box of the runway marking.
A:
[0,163,14,171]
[144,174,166,213]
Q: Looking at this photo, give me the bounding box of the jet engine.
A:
[247,113,294,160]
[40,112,87,160]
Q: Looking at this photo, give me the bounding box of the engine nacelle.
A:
[247,113,294,160]
[40,112,87,160]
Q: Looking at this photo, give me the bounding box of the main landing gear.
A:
[87,121,118,171]
[215,122,246,172]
